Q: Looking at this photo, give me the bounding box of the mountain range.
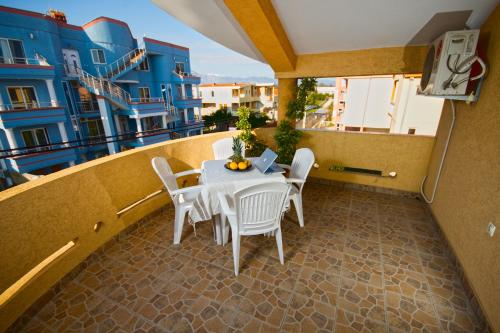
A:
[196,73,335,86]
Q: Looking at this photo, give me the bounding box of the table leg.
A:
[213,215,222,245]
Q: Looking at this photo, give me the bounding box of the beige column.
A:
[183,109,188,124]
[277,78,297,123]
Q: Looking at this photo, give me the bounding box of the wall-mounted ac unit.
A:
[418,29,486,99]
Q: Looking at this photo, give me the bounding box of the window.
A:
[211,91,214,97]
[135,57,149,71]
[175,62,185,74]
[82,119,104,138]
[143,116,162,131]
[138,87,151,102]
[232,89,239,97]
[0,38,26,64]
[7,86,38,109]
[408,128,416,135]
[21,128,49,151]
[176,85,183,98]
[91,49,106,64]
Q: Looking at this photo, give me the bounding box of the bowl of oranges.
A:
[224,137,252,172]
[224,159,252,172]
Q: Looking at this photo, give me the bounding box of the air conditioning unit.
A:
[418,30,483,97]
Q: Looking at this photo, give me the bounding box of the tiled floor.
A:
[14,183,484,332]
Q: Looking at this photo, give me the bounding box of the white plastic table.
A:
[189,158,286,244]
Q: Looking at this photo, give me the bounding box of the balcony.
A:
[75,101,100,117]
[7,147,78,174]
[173,96,202,109]
[0,56,55,79]
[171,71,201,85]
[0,128,489,332]
[0,102,67,128]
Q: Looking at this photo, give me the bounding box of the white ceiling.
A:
[151,0,498,63]
[272,0,498,54]
[150,0,264,61]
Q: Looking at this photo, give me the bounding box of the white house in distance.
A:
[336,75,444,135]
[197,82,278,117]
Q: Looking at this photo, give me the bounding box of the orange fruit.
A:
[229,162,238,170]
[238,161,247,170]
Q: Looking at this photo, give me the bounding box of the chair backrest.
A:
[234,182,290,235]
[290,148,315,191]
[212,137,245,160]
[151,157,178,198]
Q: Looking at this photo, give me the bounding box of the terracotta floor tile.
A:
[335,308,387,333]
[341,254,383,288]
[386,291,441,333]
[337,278,385,323]
[281,293,336,332]
[294,266,340,306]
[11,184,484,333]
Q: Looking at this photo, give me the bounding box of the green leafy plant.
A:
[236,106,268,157]
[275,78,317,164]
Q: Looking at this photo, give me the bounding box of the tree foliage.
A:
[236,106,267,157]
[275,78,317,164]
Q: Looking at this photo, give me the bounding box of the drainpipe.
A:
[420,100,456,204]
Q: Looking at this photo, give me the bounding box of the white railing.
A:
[0,56,50,66]
[78,69,131,106]
[0,101,60,111]
[129,97,164,103]
[96,46,146,79]
[75,100,99,114]
[172,70,200,79]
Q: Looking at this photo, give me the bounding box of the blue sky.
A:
[2,0,274,77]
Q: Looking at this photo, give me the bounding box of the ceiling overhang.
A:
[151,0,498,76]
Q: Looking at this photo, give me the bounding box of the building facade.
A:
[197,82,277,116]
[0,6,202,186]
[337,75,444,135]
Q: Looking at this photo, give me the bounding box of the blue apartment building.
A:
[0,6,203,186]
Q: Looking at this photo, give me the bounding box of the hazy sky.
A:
[2,0,274,77]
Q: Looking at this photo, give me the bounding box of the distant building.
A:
[0,5,202,186]
[316,86,335,95]
[197,82,277,117]
[335,75,444,135]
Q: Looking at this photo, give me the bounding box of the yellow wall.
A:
[275,45,427,79]
[423,6,500,331]
[256,127,435,192]
[0,131,237,332]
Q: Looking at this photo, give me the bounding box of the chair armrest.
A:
[175,169,201,178]
[286,177,305,184]
[171,184,203,196]
[277,163,291,170]
[217,192,235,216]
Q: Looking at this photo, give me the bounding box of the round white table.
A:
[189,158,286,244]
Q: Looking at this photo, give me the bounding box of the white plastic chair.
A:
[218,182,291,276]
[212,137,245,160]
[151,157,203,244]
[278,148,315,228]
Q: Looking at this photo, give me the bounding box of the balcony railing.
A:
[75,101,99,114]
[129,97,164,103]
[0,56,50,66]
[0,101,59,111]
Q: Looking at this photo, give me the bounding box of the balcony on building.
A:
[7,146,78,174]
[1,1,499,333]
[0,101,67,128]
[171,70,201,85]
[0,55,55,79]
